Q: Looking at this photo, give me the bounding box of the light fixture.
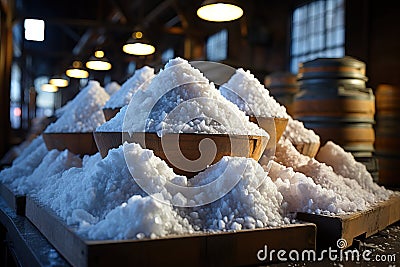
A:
[86,50,112,71]
[66,61,89,79]
[123,31,155,56]
[41,83,58,93]
[49,75,69,87]
[24,19,45,41]
[197,0,243,22]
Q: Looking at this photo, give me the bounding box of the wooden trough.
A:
[26,196,316,267]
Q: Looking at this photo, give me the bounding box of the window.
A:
[291,0,345,73]
[206,29,228,61]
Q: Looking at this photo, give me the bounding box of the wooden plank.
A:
[0,183,25,215]
[26,196,316,267]
[297,194,400,250]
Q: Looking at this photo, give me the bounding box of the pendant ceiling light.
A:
[123,31,155,56]
[41,83,58,93]
[49,74,69,87]
[66,61,89,79]
[197,0,243,22]
[86,50,112,71]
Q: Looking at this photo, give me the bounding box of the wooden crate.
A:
[296,194,400,250]
[26,196,316,267]
[0,183,25,215]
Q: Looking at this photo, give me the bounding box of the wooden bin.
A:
[42,132,98,156]
[297,194,400,250]
[94,132,268,177]
[25,196,316,267]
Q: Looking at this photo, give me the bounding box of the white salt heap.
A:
[275,139,392,211]
[35,147,144,224]
[219,68,319,144]
[182,157,287,231]
[283,118,320,144]
[0,135,48,184]
[96,105,127,132]
[104,81,121,96]
[84,195,194,240]
[123,58,266,137]
[220,68,289,118]
[270,161,358,214]
[316,141,392,199]
[45,81,110,133]
[10,149,82,195]
[104,66,155,109]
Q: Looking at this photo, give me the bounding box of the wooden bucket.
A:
[42,132,98,155]
[93,132,268,177]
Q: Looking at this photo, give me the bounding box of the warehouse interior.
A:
[0,0,400,265]
[1,0,399,159]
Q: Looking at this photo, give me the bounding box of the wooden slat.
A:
[297,194,400,250]
[0,183,26,215]
[26,196,316,267]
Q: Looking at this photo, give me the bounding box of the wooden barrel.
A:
[293,57,376,158]
[264,72,299,116]
[377,157,400,188]
[300,121,375,157]
[297,56,367,83]
[375,84,400,187]
[375,84,400,115]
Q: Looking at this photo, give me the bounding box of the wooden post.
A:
[0,0,13,159]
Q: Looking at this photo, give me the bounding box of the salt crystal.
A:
[275,139,388,212]
[104,66,155,109]
[122,58,267,137]
[10,149,82,195]
[0,136,48,184]
[282,118,320,144]
[104,81,121,96]
[220,68,289,118]
[45,81,110,133]
[316,141,392,200]
[82,195,193,240]
[219,68,319,145]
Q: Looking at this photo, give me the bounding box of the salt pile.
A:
[270,161,358,214]
[10,149,82,195]
[182,157,287,231]
[45,81,110,133]
[283,118,320,144]
[96,105,127,132]
[35,147,144,225]
[84,195,194,240]
[123,58,266,137]
[316,141,391,199]
[0,135,48,184]
[219,68,319,145]
[104,66,155,109]
[104,81,121,96]
[220,68,289,118]
[275,139,391,211]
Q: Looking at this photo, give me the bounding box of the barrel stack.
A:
[293,57,378,180]
[375,84,400,188]
[264,71,299,116]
